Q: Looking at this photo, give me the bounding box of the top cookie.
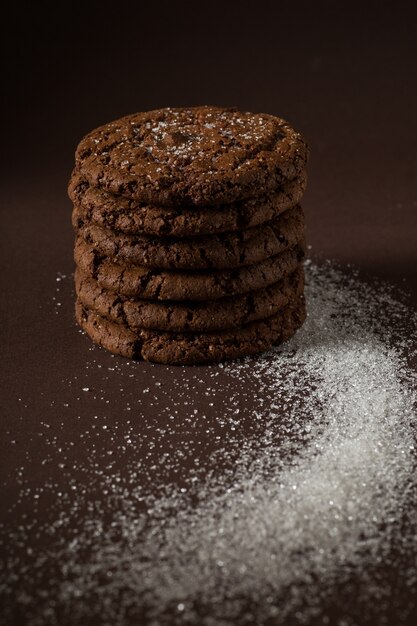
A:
[74,106,308,207]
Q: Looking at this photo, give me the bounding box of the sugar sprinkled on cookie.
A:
[75,106,308,206]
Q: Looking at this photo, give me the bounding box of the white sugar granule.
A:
[1,261,416,625]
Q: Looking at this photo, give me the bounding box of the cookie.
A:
[74,106,309,207]
[74,236,305,301]
[75,296,306,365]
[77,205,304,270]
[75,266,304,333]
[69,170,307,237]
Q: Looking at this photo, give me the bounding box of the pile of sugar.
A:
[1,261,416,625]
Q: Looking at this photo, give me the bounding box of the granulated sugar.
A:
[1,262,416,625]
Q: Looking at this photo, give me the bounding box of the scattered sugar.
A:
[52,273,67,314]
[0,262,416,625]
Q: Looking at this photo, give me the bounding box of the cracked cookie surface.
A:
[75,267,304,332]
[74,237,305,301]
[74,106,308,206]
[69,170,307,237]
[75,297,306,364]
[77,205,304,270]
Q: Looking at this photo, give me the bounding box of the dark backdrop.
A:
[1,2,417,625]
[2,0,417,295]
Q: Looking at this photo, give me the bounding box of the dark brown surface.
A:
[1,1,417,624]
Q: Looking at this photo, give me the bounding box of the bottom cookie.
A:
[75,297,306,365]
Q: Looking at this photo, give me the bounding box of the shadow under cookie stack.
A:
[68,106,309,365]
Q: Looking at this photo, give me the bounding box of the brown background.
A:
[3,0,417,296]
[1,1,417,624]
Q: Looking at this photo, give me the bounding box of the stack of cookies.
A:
[68,106,308,365]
